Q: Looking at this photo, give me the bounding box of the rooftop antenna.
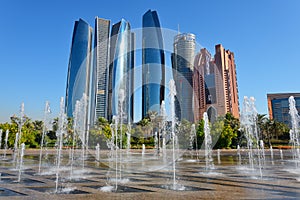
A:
[177,24,180,35]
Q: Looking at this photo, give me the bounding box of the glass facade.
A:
[142,10,165,118]
[90,17,110,124]
[108,19,134,123]
[271,97,300,126]
[65,19,93,121]
[172,33,195,122]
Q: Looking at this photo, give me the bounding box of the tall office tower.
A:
[90,17,110,125]
[267,93,300,127]
[172,33,196,122]
[142,9,165,118]
[193,44,239,122]
[65,19,93,124]
[107,19,134,123]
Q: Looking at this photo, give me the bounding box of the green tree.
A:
[196,119,204,149]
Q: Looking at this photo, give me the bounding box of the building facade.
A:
[90,17,110,124]
[193,44,239,122]
[172,33,195,122]
[107,19,134,123]
[65,19,93,123]
[142,9,165,118]
[267,93,300,126]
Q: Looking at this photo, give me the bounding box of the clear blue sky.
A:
[1,0,300,123]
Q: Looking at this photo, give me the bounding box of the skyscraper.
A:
[193,44,239,122]
[90,17,110,124]
[107,19,134,123]
[142,9,165,118]
[172,33,195,122]
[65,19,93,123]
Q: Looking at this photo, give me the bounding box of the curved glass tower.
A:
[108,19,134,123]
[65,19,93,120]
[142,10,165,118]
[172,33,195,122]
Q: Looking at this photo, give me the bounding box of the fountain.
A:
[38,101,51,174]
[142,144,145,156]
[55,97,67,193]
[270,145,273,161]
[2,93,300,198]
[160,101,167,156]
[217,149,221,164]
[13,132,19,165]
[167,79,185,190]
[260,140,265,165]
[4,130,9,158]
[154,131,158,150]
[203,112,214,170]
[189,124,199,160]
[0,129,2,150]
[17,143,25,182]
[14,103,25,167]
[95,143,100,161]
[288,96,300,166]
[126,125,131,154]
[240,96,263,178]
[70,100,80,178]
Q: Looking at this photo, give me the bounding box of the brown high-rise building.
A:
[193,44,239,122]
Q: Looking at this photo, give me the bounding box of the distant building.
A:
[193,44,239,122]
[90,17,111,124]
[172,33,196,122]
[267,93,300,126]
[65,19,93,124]
[142,9,165,118]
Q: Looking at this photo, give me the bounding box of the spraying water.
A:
[4,130,9,158]
[217,149,221,164]
[270,145,274,161]
[15,103,25,168]
[55,97,67,193]
[160,101,167,155]
[189,124,198,160]
[95,143,100,161]
[70,100,80,178]
[169,79,177,189]
[203,112,214,170]
[126,125,131,154]
[17,143,25,182]
[38,101,51,174]
[240,96,263,178]
[237,145,241,165]
[260,140,265,165]
[280,149,283,160]
[13,132,19,165]
[142,144,145,156]
[0,129,2,150]
[288,96,300,166]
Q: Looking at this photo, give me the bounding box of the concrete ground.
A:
[0,149,300,199]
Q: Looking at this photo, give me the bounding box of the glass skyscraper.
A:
[107,19,134,123]
[267,93,300,127]
[90,17,110,124]
[142,10,165,118]
[172,33,195,122]
[65,19,93,122]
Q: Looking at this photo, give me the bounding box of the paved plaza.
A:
[0,149,300,199]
